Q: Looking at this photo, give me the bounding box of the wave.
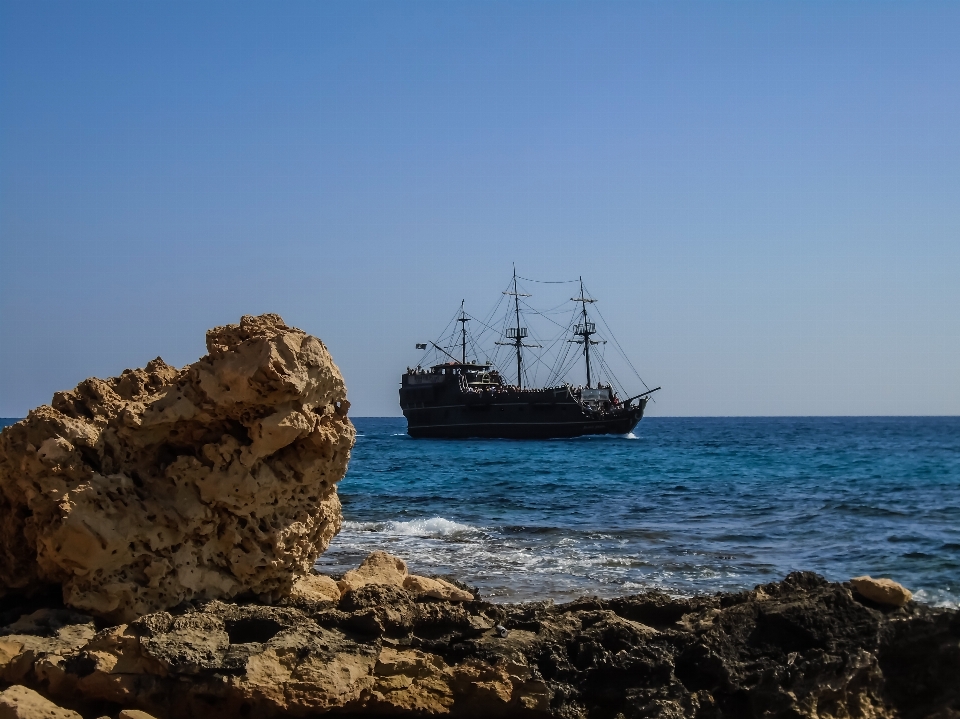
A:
[342,516,477,538]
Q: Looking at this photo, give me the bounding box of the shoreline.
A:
[1,565,957,718]
[317,538,960,610]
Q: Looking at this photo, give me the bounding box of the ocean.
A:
[318,416,960,607]
[2,416,957,607]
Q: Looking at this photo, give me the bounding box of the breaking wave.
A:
[343,517,476,538]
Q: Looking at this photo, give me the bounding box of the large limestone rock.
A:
[0,314,354,622]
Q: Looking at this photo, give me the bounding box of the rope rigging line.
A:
[416,305,464,367]
[518,298,580,332]
[544,304,581,387]
[516,275,580,284]
[594,348,627,397]
[549,347,581,388]
[586,283,651,393]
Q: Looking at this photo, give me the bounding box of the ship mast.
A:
[512,272,523,386]
[497,266,532,389]
[456,300,470,364]
[571,277,599,388]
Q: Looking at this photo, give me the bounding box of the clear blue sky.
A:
[1,1,958,417]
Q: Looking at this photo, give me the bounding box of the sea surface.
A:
[317,416,960,607]
[2,416,957,607]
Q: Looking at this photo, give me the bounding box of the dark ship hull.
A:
[400,373,647,439]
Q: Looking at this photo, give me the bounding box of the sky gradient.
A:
[2,1,958,417]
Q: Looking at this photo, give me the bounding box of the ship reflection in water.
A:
[400,269,659,439]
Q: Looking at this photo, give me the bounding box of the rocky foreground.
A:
[1,559,958,719]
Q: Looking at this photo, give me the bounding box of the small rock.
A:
[0,685,81,719]
[119,710,160,719]
[403,574,474,601]
[850,576,912,607]
[337,551,408,594]
[468,615,495,632]
[290,573,341,603]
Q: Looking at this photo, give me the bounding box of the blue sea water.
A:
[3,416,957,607]
[317,416,960,607]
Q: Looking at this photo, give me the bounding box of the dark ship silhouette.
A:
[400,270,659,439]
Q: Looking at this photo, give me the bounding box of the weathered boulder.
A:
[0,314,355,622]
[338,551,475,602]
[851,575,913,607]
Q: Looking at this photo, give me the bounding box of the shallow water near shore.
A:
[318,416,960,606]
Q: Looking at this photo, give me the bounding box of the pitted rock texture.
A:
[0,572,957,719]
[0,314,354,622]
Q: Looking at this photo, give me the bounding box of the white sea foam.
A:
[912,588,960,609]
[624,432,638,439]
[342,517,475,538]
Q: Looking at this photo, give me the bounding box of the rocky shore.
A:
[1,315,957,718]
[1,559,958,718]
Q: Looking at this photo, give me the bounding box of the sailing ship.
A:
[399,270,660,439]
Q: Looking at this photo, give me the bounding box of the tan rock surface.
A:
[0,314,354,622]
[338,551,474,602]
[0,596,545,717]
[850,575,913,607]
[290,573,341,603]
[403,575,474,602]
[338,550,409,594]
[0,610,96,684]
[0,685,81,719]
